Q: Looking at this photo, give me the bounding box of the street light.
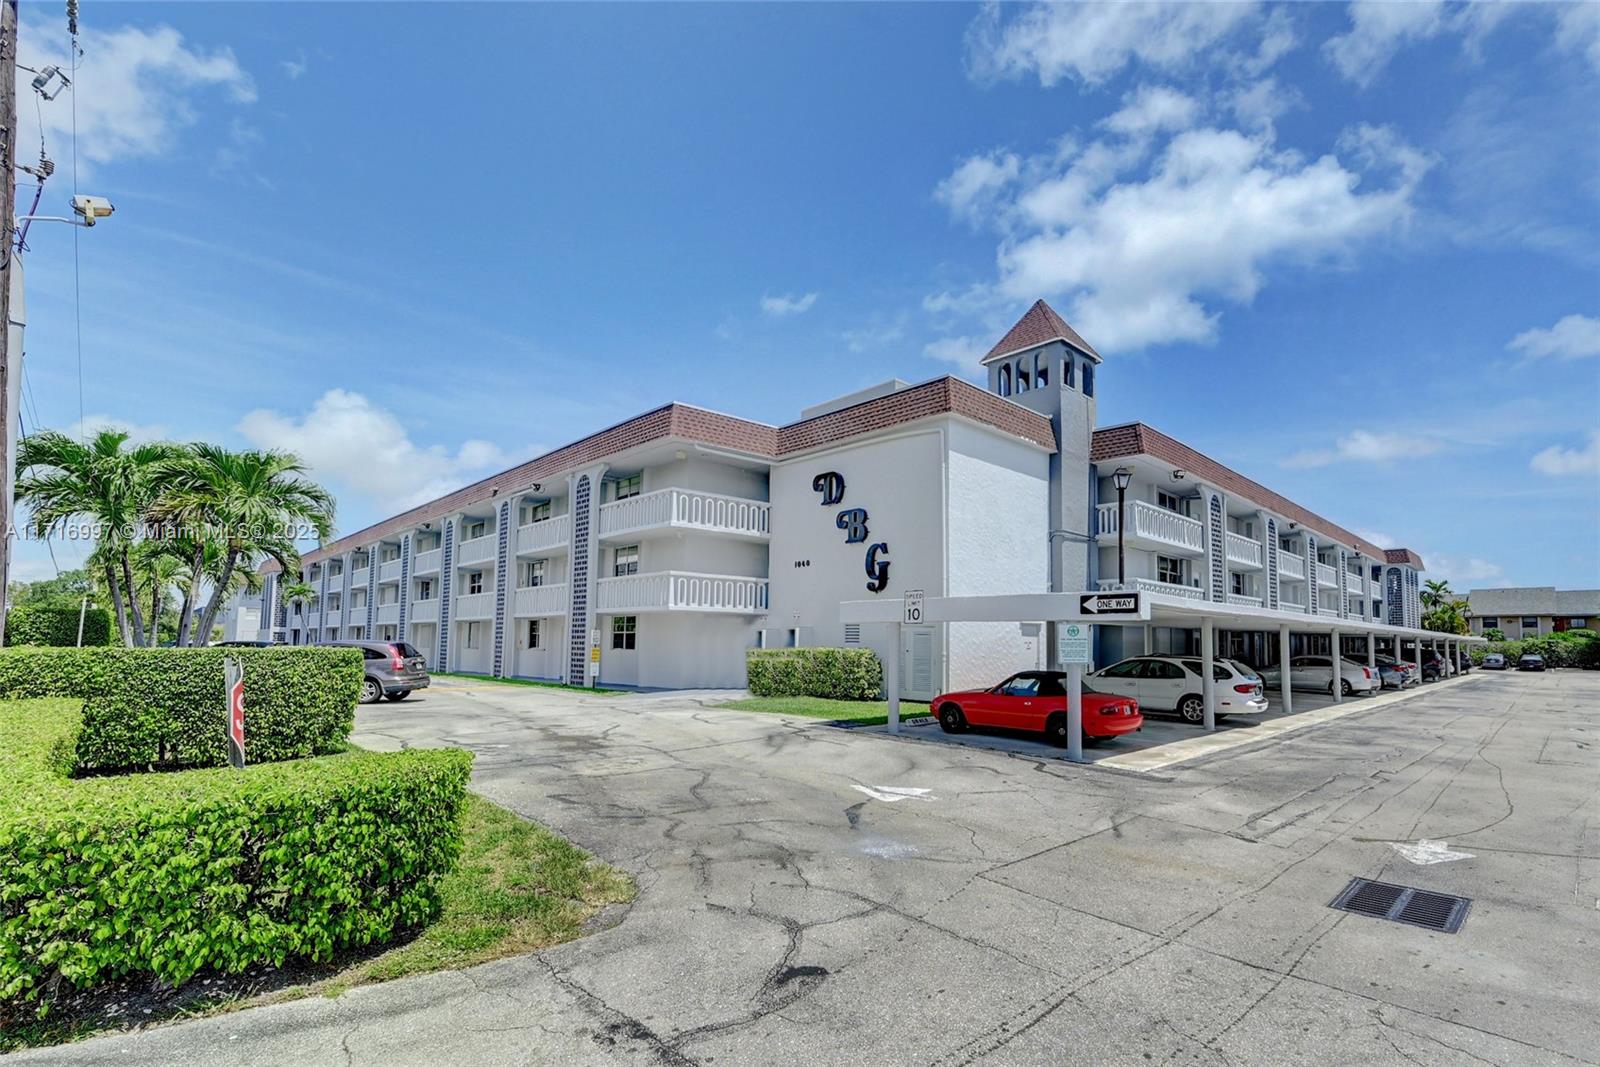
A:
[1112,467,1133,586]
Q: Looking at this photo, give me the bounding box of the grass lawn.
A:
[3,794,634,1051]
[435,671,627,696]
[715,695,931,726]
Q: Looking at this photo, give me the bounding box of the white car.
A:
[1259,656,1380,697]
[1088,655,1269,725]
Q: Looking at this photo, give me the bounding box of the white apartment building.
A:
[249,300,1429,695]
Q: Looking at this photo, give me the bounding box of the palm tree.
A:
[130,540,189,647]
[279,579,318,618]
[1421,578,1452,613]
[14,430,181,645]
[151,445,335,647]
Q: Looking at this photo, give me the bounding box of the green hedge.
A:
[0,646,362,771]
[746,647,882,700]
[1468,631,1599,669]
[4,604,112,647]
[0,698,472,1012]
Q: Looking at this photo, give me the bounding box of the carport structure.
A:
[841,590,1484,761]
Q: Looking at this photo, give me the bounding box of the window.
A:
[1157,491,1187,515]
[1063,356,1074,388]
[1231,572,1246,595]
[998,364,1012,396]
[611,615,637,650]
[417,578,433,601]
[521,499,552,525]
[467,571,484,595]
[1146,661,1186,680]
[1016,360,1030,392]
[613,545,639,577]
[1001,676,1041,697]
[612,474,642,501]
[465,520,487,540]
[1480,616,1498,629]
[526,619,541,649]
[327,593,342,611]
[1082,361,1094,397]
[1157,555,1183,585]
[1034,352,1048,388]
[1099,659,1143,678]
[1571,618,1588,628]
[463,621,482,649]
[1521,617,1539,629]
[521,559,547,587]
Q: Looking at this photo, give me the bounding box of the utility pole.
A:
[0,0,19,648]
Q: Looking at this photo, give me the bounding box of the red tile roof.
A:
[983,299,1102,363]
[1092,422,1421,566]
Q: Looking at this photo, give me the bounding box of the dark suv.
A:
[324,640,431,703]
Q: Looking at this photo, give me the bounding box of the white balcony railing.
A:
[412,548,441,574]
[323,609,343,629]
[1279,553,1307,581]
[1225,532,1263,569]
[596,571,769,614]
[455,591,495,620]
[1315,562,1338,587]
[599,488,771,541]
[517,514,571,555]
[458,534,498,566]
[1316,604,1339,617]
[1096,577,1206,602]
[513,583,568,618]
[378,558,403,583]
[410,598,438,624]
[1280,591,1308,611]
[351,566,370,588]
[299,611,321,630]
[1226,593,1264,608]
[1368,579,1383,600]
[1095,500,1204,555]
[376,603,400,625]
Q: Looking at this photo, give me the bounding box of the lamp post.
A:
[1112,467,1132,586]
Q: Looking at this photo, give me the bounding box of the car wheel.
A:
[385,690,410,702]
[1045,712,1073,747]
[938,704,966,733]
[1340,679,1353,696]
[1177,694,1205,724]
[360,677,383,704]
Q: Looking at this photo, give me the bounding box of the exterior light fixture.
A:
[1112,467,1133,586]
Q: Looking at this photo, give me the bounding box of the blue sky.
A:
[12,1,1599,589]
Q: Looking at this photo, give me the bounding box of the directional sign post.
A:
[1078,592,1140,616]
[225,657,245,769]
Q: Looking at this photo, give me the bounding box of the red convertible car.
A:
[930,671,1143,747]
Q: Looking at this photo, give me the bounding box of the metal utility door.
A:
[902,626,940,702]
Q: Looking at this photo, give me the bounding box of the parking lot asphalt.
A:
[20,670,1599,1067]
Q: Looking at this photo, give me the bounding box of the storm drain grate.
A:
[1329,877,1470,933]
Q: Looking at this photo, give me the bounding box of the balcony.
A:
[455,591,495,620]
[351,566,370,588]
[323,609,342,629]
[376,602,400,625]
[599,488,771,542]
[1316,604,1340,617]
[1279,553,1306,581]
[1096,577,1206,602]
[410,599,438,624]
[1226,593,1264,608]
[596,571,769,614]
[1280,591,1308,611]
[513,583,568,618]
[458,533,498,566]
[1368,578,1383,600]
[297,611,321,630]
[1225,532,1262,570]
[378,558,403,583]
[413,548,441,575]
[1315,562,1338,587]
[517,514,571,555]
[1094,500,1204,556]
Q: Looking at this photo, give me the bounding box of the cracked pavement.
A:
[15,671,1598,1066]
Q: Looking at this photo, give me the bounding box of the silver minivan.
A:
[323,640,431,703]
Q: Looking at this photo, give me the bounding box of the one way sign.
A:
[1079,592,1140,615]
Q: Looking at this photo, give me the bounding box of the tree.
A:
[279,579,318,617]
[1421,578,1452,613]
[10,568,91,609]
[14,430,181,646]
[151,445,335,647]
[1483,628,1505,642]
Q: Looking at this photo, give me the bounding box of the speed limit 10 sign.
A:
[903,590,925,625]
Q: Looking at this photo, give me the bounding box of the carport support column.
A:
[1200,616,1216,731]
[1066,661,1084,761]
[1367,633,1376,673]
[886,622,902,735]
[1277,624,1292,716]
[1330,627,1342,703]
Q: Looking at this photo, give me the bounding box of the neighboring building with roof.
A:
[1461,587,1600,638]
[243,299,1433,693]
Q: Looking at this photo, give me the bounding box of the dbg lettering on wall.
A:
[813,471,890,593]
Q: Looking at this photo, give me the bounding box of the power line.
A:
[69,16,82,438]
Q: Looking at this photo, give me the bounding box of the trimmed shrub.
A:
[746,647,882,700]
[4,604,112,647]
[0,646,362,771]
[0,698,472,1011]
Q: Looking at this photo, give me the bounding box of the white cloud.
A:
[281,50,309,80]
[18,20,255,169]
[1099,85,1200,137]
[1353,528,1398,551]
[965,1,1269,87]
[1429,555,1506,587]
[939,118,1430,352]
[1224,77,1301,132]
[934,150,1021,226]
[1282,430,1444,469]
[237,390,511,513]
[1555,2,1600,70]
[1324,0,1446,87]
[923,336,989,371]
[760,292,819,317]
[1507,314,1600,362]
[1529,432,1600,477]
